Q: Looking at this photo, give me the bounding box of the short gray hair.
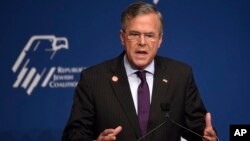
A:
[121,1,163,33]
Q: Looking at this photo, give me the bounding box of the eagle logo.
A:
[12,35,69,95]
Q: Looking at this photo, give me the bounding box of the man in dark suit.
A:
[62,2,218,141]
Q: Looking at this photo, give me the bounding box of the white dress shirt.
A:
[123,55,154,114]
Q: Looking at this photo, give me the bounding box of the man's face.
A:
[120,13,163,69]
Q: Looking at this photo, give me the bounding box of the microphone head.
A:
[160,103,170,118]
[165,112,170,118]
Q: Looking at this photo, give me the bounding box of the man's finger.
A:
[205,112,212,129]
[102,129,115,136]
[101,126,122,136]
[112,126,122,136]
[204,112,217,139]
[202,136,211,141]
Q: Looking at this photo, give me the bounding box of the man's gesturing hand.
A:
[203,113,218,141]
[97,126,122,141]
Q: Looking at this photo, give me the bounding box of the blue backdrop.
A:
[1,0,250,141]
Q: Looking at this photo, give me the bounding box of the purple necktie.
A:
[137,71,150,136]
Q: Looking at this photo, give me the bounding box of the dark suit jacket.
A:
[62,52,207,141]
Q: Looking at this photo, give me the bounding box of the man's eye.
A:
[130,33,140,36]
[145,34,154,38]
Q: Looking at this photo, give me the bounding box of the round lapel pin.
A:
[112,76,118,82]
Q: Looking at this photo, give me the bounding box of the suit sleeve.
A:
[182,68,207,140]
[62,70,96,141]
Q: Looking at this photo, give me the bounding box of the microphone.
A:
[136,103,173,141]
[137,103,216,141]
[160,103,206,140]
[136,118,167,141]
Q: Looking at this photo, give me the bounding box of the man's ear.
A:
[120,29,125,45]
[157,33,163,49]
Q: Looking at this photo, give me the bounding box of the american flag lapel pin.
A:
[162,79,168,84]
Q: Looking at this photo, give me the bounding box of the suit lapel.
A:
[148,56,171,132]
[108,54,172,138]
[109,54,141,138]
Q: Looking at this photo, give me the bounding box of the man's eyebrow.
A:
[128,31,140,33]
[128,31,155,34]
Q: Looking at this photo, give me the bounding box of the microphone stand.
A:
[137,120,167,141]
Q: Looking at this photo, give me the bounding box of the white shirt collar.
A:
[123,54,154,76]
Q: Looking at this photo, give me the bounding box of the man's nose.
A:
[138,35,146,45]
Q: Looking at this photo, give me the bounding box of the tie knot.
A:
[136,71,146,81]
